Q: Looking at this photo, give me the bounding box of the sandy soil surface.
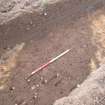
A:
[54,65,105,105]
[0,0,105,105]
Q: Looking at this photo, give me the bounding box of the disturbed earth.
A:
[0,0,105,105]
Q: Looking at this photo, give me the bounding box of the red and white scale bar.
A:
[27,49,70,79]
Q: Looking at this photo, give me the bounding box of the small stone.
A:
[31,85,36,90]
[44,79,48,84]
[35,96,37,98]
[57,73,60,77]
[77,84,81,88]
[27,79,31,82]
[44,12,47,16]
[12,87,15,90]
[36,84,40,88]
[34,95,37,99]
[10,87,15,91]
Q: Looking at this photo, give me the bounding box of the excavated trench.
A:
[0,0,105,105]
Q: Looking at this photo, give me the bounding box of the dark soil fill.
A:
[0,0,105,105]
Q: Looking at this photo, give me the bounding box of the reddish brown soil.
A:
[0,0,104,105]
